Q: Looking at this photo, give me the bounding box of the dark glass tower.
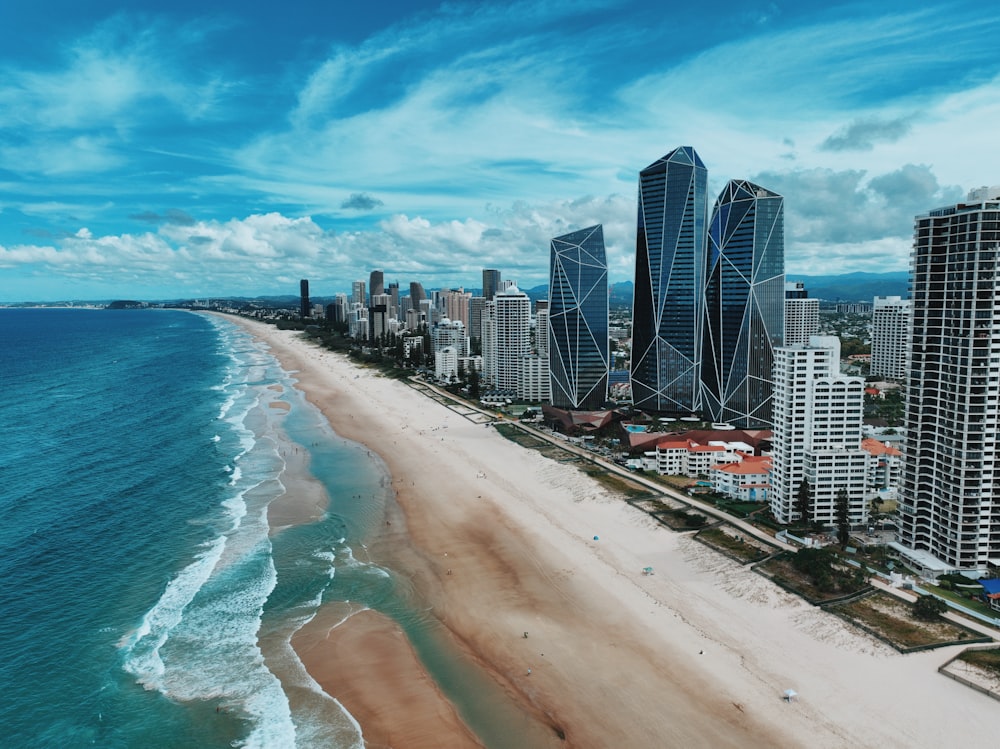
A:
[369,269,384,298]
[701,180,784,427]
[299,279,310,318]
[482,269,501,301]
[548,225,609,410]
[630,147,707,413]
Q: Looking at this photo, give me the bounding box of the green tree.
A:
[912,594,948,621]
[468,367,481,399]
[835,489,850,548]
[794,480,811,527]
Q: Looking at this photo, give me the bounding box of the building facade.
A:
[431,318,469,357]
[299,279,310,318]
[770,336,868,526]
[443,289,472,329]
[351,280,366,309]
[870,296,911,380]
[483,286,531,390]
[896,187,1000,575]
[482,269,501,301]
[701,180,784,427]
[369,269,384,299]
[630,146,708,414]
[548,224,609,410]
[784,282,820,346]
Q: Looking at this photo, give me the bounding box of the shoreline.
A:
[224,314,998,749]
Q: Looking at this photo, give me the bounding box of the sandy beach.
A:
[227,315,998,748]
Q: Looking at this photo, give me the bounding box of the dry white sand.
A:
[228,315,998,749]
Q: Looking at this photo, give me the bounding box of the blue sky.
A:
[1,0,999,301]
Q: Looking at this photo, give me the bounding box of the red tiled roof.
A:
[861,438,902,457]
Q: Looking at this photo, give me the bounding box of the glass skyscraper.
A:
[630,147,707,414]
[701,180,784,427]
[548,225,609,410]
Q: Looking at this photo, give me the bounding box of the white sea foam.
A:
[120,533,228,689]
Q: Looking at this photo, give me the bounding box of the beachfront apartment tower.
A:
[701,180,784,428]
[483,285,531,391]
[870,296,911,380]
[784,282,820,346]
[630,146,708,414]
[548,225,610,410]
[894,187,1000,576]
[770,336,868,527]
[299,279,310,318]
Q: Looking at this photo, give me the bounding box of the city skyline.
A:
[2,1,1000,301]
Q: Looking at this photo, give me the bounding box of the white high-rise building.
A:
[870,296,911,380]
[352,280,367,308]
[770,336,868,526]
[895,187,1000,575]
[483,285,531,391]
[518,354,550,402]
[784,281,820,346]
[431,318,469,357]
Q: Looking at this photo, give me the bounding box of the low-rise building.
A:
[710,454,772,502]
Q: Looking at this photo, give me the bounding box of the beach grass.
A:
[958,647,1000,676]
[757,552,867,603]
[695,527,772,564]
[831,592,979,650]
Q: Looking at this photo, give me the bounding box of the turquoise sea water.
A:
[0,309,552,749]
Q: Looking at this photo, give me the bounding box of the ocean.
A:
[0,308,556,749]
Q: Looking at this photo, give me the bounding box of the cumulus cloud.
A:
[820,116,915,151]
[0,194,639,298]
[340,193,385,211]
[751,163,963,270]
